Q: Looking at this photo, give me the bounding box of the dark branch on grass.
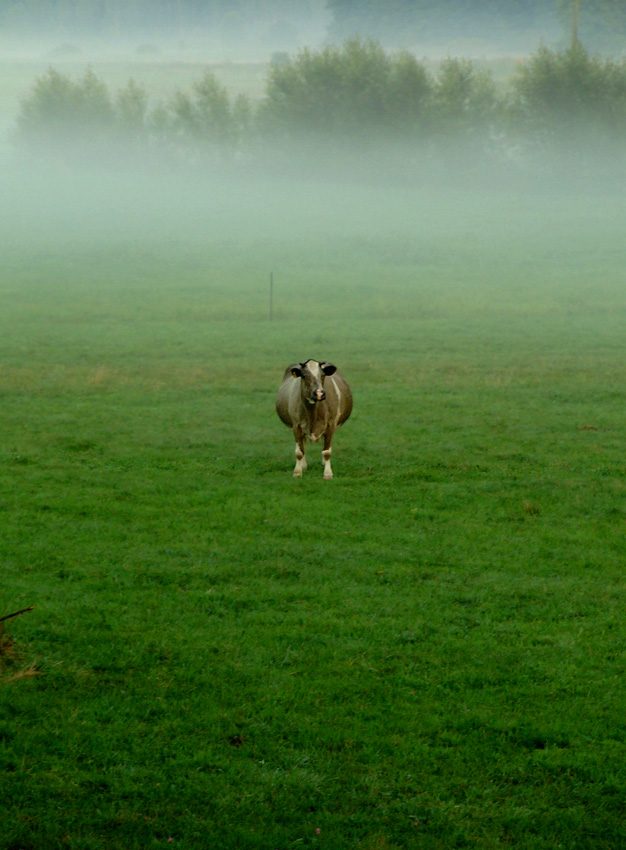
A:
[0,607,35,624]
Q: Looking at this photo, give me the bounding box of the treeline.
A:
[0,0,322,40]
[327,0,626,46]
[12,39,626,178]
[2,0,625,46]
[329,0,555,40]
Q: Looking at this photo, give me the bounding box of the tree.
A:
[115,79,150,156]
[15,68,115,160]
[430,58,500,157]
[166,71,252,162]
[259,37,432,152]
[557,0,626,48]
[14,67,156,166]
[508,42,626,169]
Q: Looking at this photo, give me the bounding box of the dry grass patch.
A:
[4,661,41,683]
[0,607,38,682]
[0,364,217,393]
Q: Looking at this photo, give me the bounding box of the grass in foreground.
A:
[1,172,626,849]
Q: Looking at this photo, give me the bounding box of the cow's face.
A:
[291,360,336,405]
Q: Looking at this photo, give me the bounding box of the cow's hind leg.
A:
[322,432,333,479]
[293,428,307,477]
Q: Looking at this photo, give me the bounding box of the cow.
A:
[276,359,353,479]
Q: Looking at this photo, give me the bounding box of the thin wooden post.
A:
[572,0,580,48]
[269,272,274,322]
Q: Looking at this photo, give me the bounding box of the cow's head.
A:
[291,359,337,405]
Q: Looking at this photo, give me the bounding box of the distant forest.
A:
[1,0,625,48]
[12,38,626,182]
[327,0,626,45]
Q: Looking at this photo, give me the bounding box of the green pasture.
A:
[1,170,626,849]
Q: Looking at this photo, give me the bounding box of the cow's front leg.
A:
[293,427,307,477]
[322,432,333,479]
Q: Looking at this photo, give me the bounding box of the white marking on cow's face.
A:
[300,360,326,404]
[304,360,323,381]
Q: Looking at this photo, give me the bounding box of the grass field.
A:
[1,167,626,849]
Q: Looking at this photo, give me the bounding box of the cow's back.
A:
[324,372,353,428]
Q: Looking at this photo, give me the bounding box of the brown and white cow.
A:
[276,359,353,479]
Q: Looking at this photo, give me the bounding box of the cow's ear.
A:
[291,366,302,378]
[321,362,336,376]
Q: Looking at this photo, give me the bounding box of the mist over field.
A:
[2,15,626,376]
[2,149,624,368]
[0,0,557,61]
[0,1,331,62]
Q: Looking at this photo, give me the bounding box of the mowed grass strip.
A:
[1,175,626,849]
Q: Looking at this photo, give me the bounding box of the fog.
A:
[0,2,331,65]
[2,149,622,333]
[1,108,624,319]
[1,2,624,347]
[0,0,571,63]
